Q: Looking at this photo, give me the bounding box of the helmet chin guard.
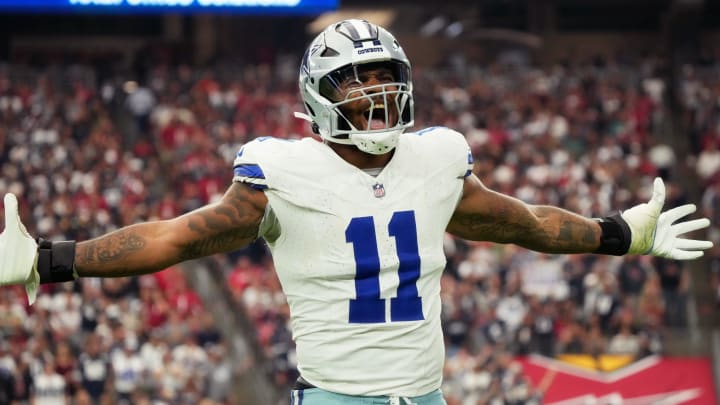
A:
[297,19,414,154]
[349,129,402,155]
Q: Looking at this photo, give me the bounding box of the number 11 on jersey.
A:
[345,211,424,323]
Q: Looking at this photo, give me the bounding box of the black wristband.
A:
[37,238,77,284]
[593,213,632,256]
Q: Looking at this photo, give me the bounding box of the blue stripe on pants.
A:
[291,389,304,405]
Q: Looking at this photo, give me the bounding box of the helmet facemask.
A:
[317,61,414,154]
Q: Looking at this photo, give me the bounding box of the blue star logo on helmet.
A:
[300,43,322,76]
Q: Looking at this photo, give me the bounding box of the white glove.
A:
[0,193,40,304]
[621,177,713,260]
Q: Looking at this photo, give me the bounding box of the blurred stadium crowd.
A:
[0,47,718,404]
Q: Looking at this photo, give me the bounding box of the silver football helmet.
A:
[296,19,414,155]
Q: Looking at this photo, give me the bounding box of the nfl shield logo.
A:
[372,183,385,198]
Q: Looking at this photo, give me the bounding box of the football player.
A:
[0,19,713,405]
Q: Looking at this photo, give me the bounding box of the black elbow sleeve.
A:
[37,238,77,284]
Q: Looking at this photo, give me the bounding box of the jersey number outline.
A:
[345,210,424,323]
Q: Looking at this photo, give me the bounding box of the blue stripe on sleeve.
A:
[245,182,268,190]
[233,164,266,180]
[464,151,474,177]
[415,126,443,136]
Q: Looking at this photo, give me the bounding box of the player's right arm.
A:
[75,182,267,277]
[75,183,267,277]
[2,137,276,304]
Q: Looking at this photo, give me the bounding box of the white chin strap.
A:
[293,111,313,122]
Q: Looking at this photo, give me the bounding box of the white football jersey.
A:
[233,127,473,396]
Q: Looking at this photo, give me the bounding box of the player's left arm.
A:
[447,174,601,253]
[447,174,713,259]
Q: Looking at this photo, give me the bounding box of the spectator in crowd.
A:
[33,359,68,405]
[111,338,146,404]
[653,258,690,327]
[607,309,641,356]
[205,344,233,403]
[78,333,112,405]
[0,367,13,405]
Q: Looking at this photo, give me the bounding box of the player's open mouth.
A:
[364,104,387,130]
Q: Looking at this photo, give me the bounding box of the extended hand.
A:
[621,178,713,260]
[0,194,40,304]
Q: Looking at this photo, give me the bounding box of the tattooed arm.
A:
[75,183,267,277]
[447,175,601,253]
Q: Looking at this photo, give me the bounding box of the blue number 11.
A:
[345,210,424,323]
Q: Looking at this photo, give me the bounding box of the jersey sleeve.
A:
[232,139,270,190]
[416,126,474,178]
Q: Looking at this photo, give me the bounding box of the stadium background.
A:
[1,0,720,403]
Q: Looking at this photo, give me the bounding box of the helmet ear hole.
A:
[311,122,320,134]
[321,47,339,57]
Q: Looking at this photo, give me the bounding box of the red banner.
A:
[517,355,717,404]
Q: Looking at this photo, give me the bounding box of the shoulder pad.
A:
[410,127,473,178]
[232,137,287,190]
